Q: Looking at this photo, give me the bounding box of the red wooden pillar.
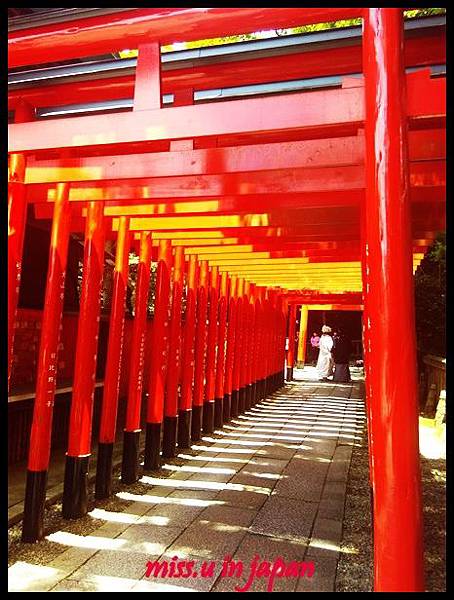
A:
[144,240,173,470]
[121,232,152,484]
[62,201,105,519]
[280,296,288,386]
[162,246,184,458]
[239,281,250,412]
[250,286,261,405]
[178,254,198,447]
[21,183,71,542]
[223,275,238,422]
[273,294,281,390]
[270,290,280,391]
[261,288,269,400]
[363,8,424,591]
[214,272,229,427]
[232,277,245,417]
[8,101,35,390]
[255,287,265,403]
[191,260,209,441]
[96,216,130,497]
[244,283,256,410]
[286,303,297,381]
[265,290,276,395]
[203,266,219,434]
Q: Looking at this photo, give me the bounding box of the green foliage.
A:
[159,8,445,52]
[414,232,446,358]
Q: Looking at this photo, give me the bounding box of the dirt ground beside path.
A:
[336,432,446,592]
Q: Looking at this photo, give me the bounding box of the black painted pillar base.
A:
[121,430,140,484]
[255,380,262,403]
[214,398,223,428]
[22,470,48,542]
[258,378,266,402]
[191,405,203,441]
[238,387,246,415]
[245,384,253,411]
[286,366,294,381]
[178,410,191,448]
[203,401,215,434]
[62,455,90,520]
[251,382,257,406]
[95,442,113,500]
[162,416,178,459]
[262,378,267,401]
[143,423,161,471]
[231,390,239,418]
[223,393,231,423]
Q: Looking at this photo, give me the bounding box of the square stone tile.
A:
[143,502,205,529]
[317,496,346,521]
[51,578,112,592]
[296,555,338,592]
[187,470,235,484]
[254,444,298,461]
[58,573,142,591]
[167,488,221,502]
[8,562,67,592]
[47,546,99,576]
[216,488,270,510]
[308,517,343,558]
[250,496,317,542]
[213,450,256,461]
[229,467,280,491]
[198,504,257,528]
[272,459,328,503]
[115,523,184,556]
[67,549,159,582]
[165,506,254,560]
[326,447,352,483]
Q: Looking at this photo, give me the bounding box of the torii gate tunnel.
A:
[8,7,445,592]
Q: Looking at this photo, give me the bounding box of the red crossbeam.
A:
[8,33,445,111]
[8,74,445,155]
[8,8,363,69]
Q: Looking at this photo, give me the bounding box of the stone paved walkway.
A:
[8,369,366,592]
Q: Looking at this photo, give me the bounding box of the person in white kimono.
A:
[316,325,334,381]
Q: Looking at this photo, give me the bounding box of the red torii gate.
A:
[8,8,445,592]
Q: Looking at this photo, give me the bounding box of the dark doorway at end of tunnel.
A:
[306,310,363,360]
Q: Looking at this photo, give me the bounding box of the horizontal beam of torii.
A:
[7,33,444,110]
[8,8,363,69]
[23,130,445,184]
[8,71,445,155]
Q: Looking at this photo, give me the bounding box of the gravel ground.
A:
[421,455,446,592]
[335,431,373,592]
[335,430,446,592]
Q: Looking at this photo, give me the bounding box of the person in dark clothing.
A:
[332,328,352,383]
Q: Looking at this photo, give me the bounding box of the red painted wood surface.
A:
[363,8,424,591]
[67,201,105,457]
[28,183,71,471]
[99,217,130,443]
[147,240,172,423]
